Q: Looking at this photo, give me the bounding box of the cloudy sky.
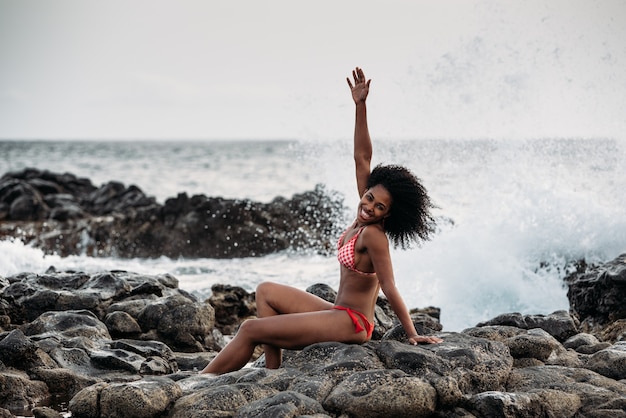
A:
[1,0,624,141]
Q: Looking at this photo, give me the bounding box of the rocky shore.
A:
[0,168,345,258]
[0,256,624,417]
[1,168,626,417]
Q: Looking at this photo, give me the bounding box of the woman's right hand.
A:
[347,67,371,104]
[409,334,444,345]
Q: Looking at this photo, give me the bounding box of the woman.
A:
[201,67,442,375]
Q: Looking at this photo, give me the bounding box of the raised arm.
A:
[347,67,372,197]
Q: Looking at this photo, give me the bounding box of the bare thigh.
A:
[243,308,368,349]
[256,281,333,316]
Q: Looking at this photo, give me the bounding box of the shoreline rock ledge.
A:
[0,168,345,258]
[0,254,625,417]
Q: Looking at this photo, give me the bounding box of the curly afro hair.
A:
[367,164,436,249]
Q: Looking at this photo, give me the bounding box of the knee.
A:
[256,281,276,298]
[236,318,259,338]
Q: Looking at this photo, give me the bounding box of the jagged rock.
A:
[104,311,142,337]
[305,283,337,303]
[2,270,217,355]
[469,389,581,418]
[566,253,626,332]
[377,334,513,393]
[476,310,579,342]
[208,284,256,334]
[585,341,626,380]
[0,329,41,368]
[324,369,436,418]
[236,391,326,418]
[72,377,183,418]
[23,310,111,341]
[506,328,565,362]
[381,316,443,342]
[167,382,278,418]
[280,342,386,375]
[136,294,214,352]
[0,168,345,258]
[0,407,14,418]
[0,369,49,412]
[599,318,626,342]
[32,406,64,418]
[506,365,626,415]
[28,367,100,398]
[1,257,626,416]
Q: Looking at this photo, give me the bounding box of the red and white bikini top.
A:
[337,226,376,275]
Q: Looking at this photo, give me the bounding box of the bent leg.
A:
[255,282,333,368]
[201,308,364,375]
[200,319,259,374]
[256,281,333,316]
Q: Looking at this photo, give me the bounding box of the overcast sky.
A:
[1,0,624,141]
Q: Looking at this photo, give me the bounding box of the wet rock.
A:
[0,329,41,368]
[506,328,564,362]
[506,365,626,415]
[167,382,278,418]
[585,341,626,380]
[137,294,214,352]
[23,310,111,341]
[469,389,581,418]
[0,169,345,258]
[70,377,183,418]
[305,283,337,303]
[0,408,14,418]
[104,311,142,337]
[32,406,64,418]
[2,257,626,417]
[325,369,436,418]
[208,284,256,335]
[237,390,326,418]
[563,333,615,360]
[476,310,579,342]
[566,253,626,332]
[0,369,49,412]
[28,367,100,398]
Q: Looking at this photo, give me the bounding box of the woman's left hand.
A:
[409,335,443,345]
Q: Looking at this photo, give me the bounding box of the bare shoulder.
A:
[361,224,388,248]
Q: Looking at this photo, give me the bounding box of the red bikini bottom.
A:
[333,305,375,338]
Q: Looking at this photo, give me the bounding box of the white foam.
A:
[0,239,60,277]
[1,138,624,332]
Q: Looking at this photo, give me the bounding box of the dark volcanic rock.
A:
[207,284,256,335]
[1,251,626,416]
[566,253,626,331]
[0,168,346,259]
[476,310,579,342]
[69,377,182,418]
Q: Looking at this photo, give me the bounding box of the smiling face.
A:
[357,184,393,225]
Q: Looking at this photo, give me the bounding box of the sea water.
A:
[1,138,625,331]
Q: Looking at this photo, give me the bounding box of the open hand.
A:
[409,335,444,345]
[347,67,371,104]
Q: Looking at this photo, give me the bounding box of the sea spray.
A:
[1,138,624,331]
[297,137,626,330]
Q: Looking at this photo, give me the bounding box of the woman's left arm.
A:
[366,229,443,345]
